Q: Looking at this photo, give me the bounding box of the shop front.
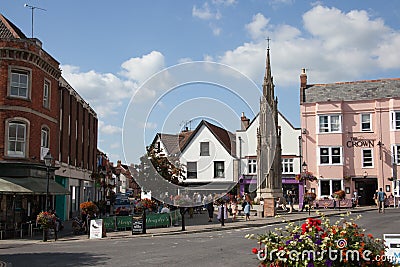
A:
[239,175,257,199]
[282,177,304,209]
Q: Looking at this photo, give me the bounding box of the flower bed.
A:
[247,212,391,266]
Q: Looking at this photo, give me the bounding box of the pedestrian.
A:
[300,192,308,212]
[231,197,238,221]
[331,194,337,209]
[217,202,228,222]
[244,200,252,221]
[287,191,294,213]
[206,201,214,222]
[352,190,359,207]
[377,188,387,213]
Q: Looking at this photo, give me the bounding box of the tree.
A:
[132,145,185,199]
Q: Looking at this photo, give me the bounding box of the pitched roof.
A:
[180,120,236,156]
[304,78,400,103]
[0,14,27,39]
[237,111,299,132]
[155,131,194,156]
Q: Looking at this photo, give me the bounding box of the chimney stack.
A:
[300,68,308,104]
[241,112,250,130]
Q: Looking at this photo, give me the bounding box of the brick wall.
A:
[0,39,60,162]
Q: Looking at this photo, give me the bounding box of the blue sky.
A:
[2,0,400,164]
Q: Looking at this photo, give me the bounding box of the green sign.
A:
[146,213,170,228]
[103,217,115,230]
[116,216,132,229]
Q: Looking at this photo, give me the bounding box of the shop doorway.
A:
[355,178,378,206]
[283,184,299,204]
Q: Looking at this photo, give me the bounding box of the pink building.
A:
[300,69,400,206]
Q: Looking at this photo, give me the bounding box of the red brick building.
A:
[0,13,98,227]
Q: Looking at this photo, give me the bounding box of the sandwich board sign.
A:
[89,219,103,239]
[132,214,143,234]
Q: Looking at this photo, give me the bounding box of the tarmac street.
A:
[0,206,398,267]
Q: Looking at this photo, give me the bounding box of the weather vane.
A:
[24,3,46,38]
[266,37,271,50]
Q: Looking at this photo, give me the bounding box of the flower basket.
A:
[333,189,346,200]
[247,212,391,266]
[36,211,56,229]
[388,177,394,181]
[80,201,98,217]
[141,198,157,210]
[295,171,317,182]
[304,192,316,202]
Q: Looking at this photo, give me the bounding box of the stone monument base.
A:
[263,197,276,217]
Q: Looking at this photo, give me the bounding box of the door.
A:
[356,179,377,206]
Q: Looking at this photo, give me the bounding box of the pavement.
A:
[0,206,379,245]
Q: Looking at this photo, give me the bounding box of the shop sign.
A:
[346,137,374,148]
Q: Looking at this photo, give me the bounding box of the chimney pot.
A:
[240,112,250,130]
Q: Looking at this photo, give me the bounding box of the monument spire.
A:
[262,37,274,103]
[257,39,282,217]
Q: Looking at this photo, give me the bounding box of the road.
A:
[0,209,398,267]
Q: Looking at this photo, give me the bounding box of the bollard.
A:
[221,204,225,226]
[180,207,186,231]
[142,209,147,234]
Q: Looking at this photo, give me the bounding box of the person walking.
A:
[205,201,214,222]
[377,188,387,213]
[244,200,252,221]
[300,192,308,212]
[287,191,294,213]
[231,197,238,221]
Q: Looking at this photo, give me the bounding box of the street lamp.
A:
[44,151,53,212]
[302,161,308,172]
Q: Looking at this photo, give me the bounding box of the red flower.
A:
[252,248,258,254]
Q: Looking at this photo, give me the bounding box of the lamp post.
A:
[44,151,53,212]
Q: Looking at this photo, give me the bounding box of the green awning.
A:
[0,177,70,195]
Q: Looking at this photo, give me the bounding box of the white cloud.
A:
[203,54,214,61]
[61,65,135,117]
[98,120,123,135]
[212,0,237,6]
[192,3,221,20]
[210,23,222,36]
[110,142,121,149]
[303,6,388,51]
[219,5,400,87]
[120,51,165,84]
[142,122,157,129]
[178,57,193,63]
[245,13,270,40]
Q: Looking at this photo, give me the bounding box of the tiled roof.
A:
[157,131,194,156]
[304,78,400,103]
[0,14,27,39]
[181,120,236,156]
